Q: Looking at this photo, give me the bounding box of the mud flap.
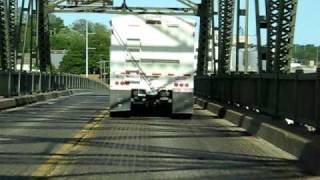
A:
[109,90,131,114]
[172,92,193,116]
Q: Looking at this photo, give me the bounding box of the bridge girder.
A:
[218,0,235,74]
[265,0,298,73]
[0,0,5,70]
[0,0,16,71]
[0,0,298,75]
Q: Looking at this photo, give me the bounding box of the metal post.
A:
[17,71,21,95]
[85,20,89,78]
[254,0,265,73]
[235,0,241,73]
[48,73,51,91]
[243,0,249,73]
[99,61,103,82]
[37,0,50,72]
[103,61,106,83]
[39,72,42,92]
[197,0,212,76]
[317,47,319,68]
[7,71,11,97]
[31,72,34,94]
[294,69,302,123]
[72,75,74,89]
[212,0,217,74]
[218,0,235,74]
[316,68,320,133]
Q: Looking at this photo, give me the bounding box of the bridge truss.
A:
[0,0,297,74]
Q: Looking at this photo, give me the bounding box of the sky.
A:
[54,0,320,45]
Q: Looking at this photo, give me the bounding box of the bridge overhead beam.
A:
[53,6,196,16]
[265,0,298,73]
[218,0,235,74]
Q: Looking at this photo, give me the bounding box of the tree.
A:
[49,14,66,34]
[58,19,111,74]
[293,44,320,65]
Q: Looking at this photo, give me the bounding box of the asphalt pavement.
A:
[0,91,314,179]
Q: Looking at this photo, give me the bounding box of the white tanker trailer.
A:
[109,15,196,117]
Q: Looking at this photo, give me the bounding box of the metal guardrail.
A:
[0,71,107,97]
[195,69,320,131]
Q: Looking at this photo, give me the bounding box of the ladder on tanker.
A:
[113,28,156,93]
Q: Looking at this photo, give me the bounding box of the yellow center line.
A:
[31,109,109,177]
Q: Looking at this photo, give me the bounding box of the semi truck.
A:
[109,15,196,117]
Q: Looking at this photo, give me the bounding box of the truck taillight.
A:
[174,82,190,88]
[125,81,130,85]
[120,81,125,85]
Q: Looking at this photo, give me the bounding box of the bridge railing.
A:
[195,69,320,131]
[0,71,107,97]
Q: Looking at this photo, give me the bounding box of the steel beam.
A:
[177,0,198,10]
[196,0,212,75]
[265,0,298,73]
[211,0,218,75]
[37,0,51,72]
[1,0,16,71]
[254,0,267,73]
[0,0,5,70]
[218,0,235,74]
[53,5,196,16]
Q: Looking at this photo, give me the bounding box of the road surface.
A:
[0,91,313,179]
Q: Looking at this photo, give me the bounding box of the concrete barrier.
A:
[194,97,320,175]
[196,98,208,109]
[224,110,245,125]
[0,89,86,111]
[207,102,225,117]
[0,99,17,110]
[239,114,320,175]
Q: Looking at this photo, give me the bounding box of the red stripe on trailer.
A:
[168,73,175,76]
[184,74,192,77]
[152,73,161,76]
[126,70,139,74]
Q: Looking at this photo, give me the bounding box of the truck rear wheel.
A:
[170,114,192,119]
[109,111,131,118]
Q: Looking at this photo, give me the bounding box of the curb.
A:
[0,89,86,111]
[194,97,320,175]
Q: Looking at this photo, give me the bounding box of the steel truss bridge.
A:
[2,0,311,129]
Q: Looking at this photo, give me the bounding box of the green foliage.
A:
[293,44,320,64]
[49,14,66,34]
[53,18,111,75]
